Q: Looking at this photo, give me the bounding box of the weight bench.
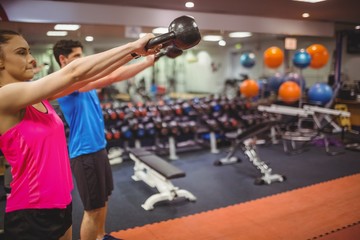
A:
[214,121,286,185]
[129,148,196,210]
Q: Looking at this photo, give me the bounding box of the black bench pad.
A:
[129,148,153,158]
[225,121,277,141]
[139,155,186,179]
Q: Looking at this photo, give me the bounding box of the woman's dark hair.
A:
[0,30,21,60]
[52,39,83,67]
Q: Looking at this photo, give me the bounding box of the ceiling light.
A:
[302,13,310,18]
[355,25,360,30]
[229,32,252,38]
[292,0,326,3]
[46,31,68,36]
[54,24,80,31]
[152,27,168,34]
[185,2,194,8]
[85,36,94,42]
[218,40,226,46]
[203,35,223,42]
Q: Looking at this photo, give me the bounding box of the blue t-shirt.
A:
[58,90,106,159]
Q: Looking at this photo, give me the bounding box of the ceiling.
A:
[47,0,360,24]
[1,0,360,50]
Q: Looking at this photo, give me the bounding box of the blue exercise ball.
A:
[292,49,311,69]
[284,72,306,91]
[268,72,285,92]
[307,83,333,105]
[240,52,256,68]
[257,78,271,97]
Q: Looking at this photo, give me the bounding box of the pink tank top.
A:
[0,100,73,212]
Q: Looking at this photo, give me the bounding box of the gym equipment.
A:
[155,45,183,61]
[105,127,121,141]
[306,44,329,69]
[278,81,301,103]
[146,15,201,51]
[201,118,221,154]
[264,46,284,69]
[292,49,311,69]
[145,122,156,137]
[178,119,197,135]
[181,102,193,115]
[217,115,239,132]
[214,121,286,185]
[240,52,256,68]
[129,148,196,210]
[167,120,180,160]
[284,72,306,91]
[152,117,179,160]
[256,78,271,98]
[240,79,259,98]
[307,83,333,105]
[345,143,360,152]
[268,72,285,92]
[258,104,351,155]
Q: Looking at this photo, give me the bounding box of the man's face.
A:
[61,47,83,67]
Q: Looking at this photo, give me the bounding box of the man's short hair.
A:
[53,40,83,67]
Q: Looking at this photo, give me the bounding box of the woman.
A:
[0,29,157,240]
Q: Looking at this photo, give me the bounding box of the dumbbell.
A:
[153,117,169,136]
[103,108,117,120]
[110,128,121,139]
[158,105,172,118]
[178,118,196,135]
[145,122,156,137]
[202,116,220,133]
[135,123,146,139]
[105,128,121,141]
[121,125,133,140]
[105,129,113,141]
[210,100,221,113]
[146,15,201,50]
[181,102,192,115]
[217,115,238,132]
[137,106,147,117]
[147,105,159,117]
[172,103,183,116]
[114,108,125,120]
[168,120,180,136]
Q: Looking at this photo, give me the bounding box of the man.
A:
[53,39,156,240]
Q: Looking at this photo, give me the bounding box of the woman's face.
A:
[1,35,36,82]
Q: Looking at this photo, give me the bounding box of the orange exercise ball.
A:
[306,44,329,69]
[240,79,259,98]
[264,46,284,68]
[278,81,301,103]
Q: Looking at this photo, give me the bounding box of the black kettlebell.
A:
[146,15,201,50]
[155,45,183,61]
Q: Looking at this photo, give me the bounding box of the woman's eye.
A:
[17,49,29,55]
